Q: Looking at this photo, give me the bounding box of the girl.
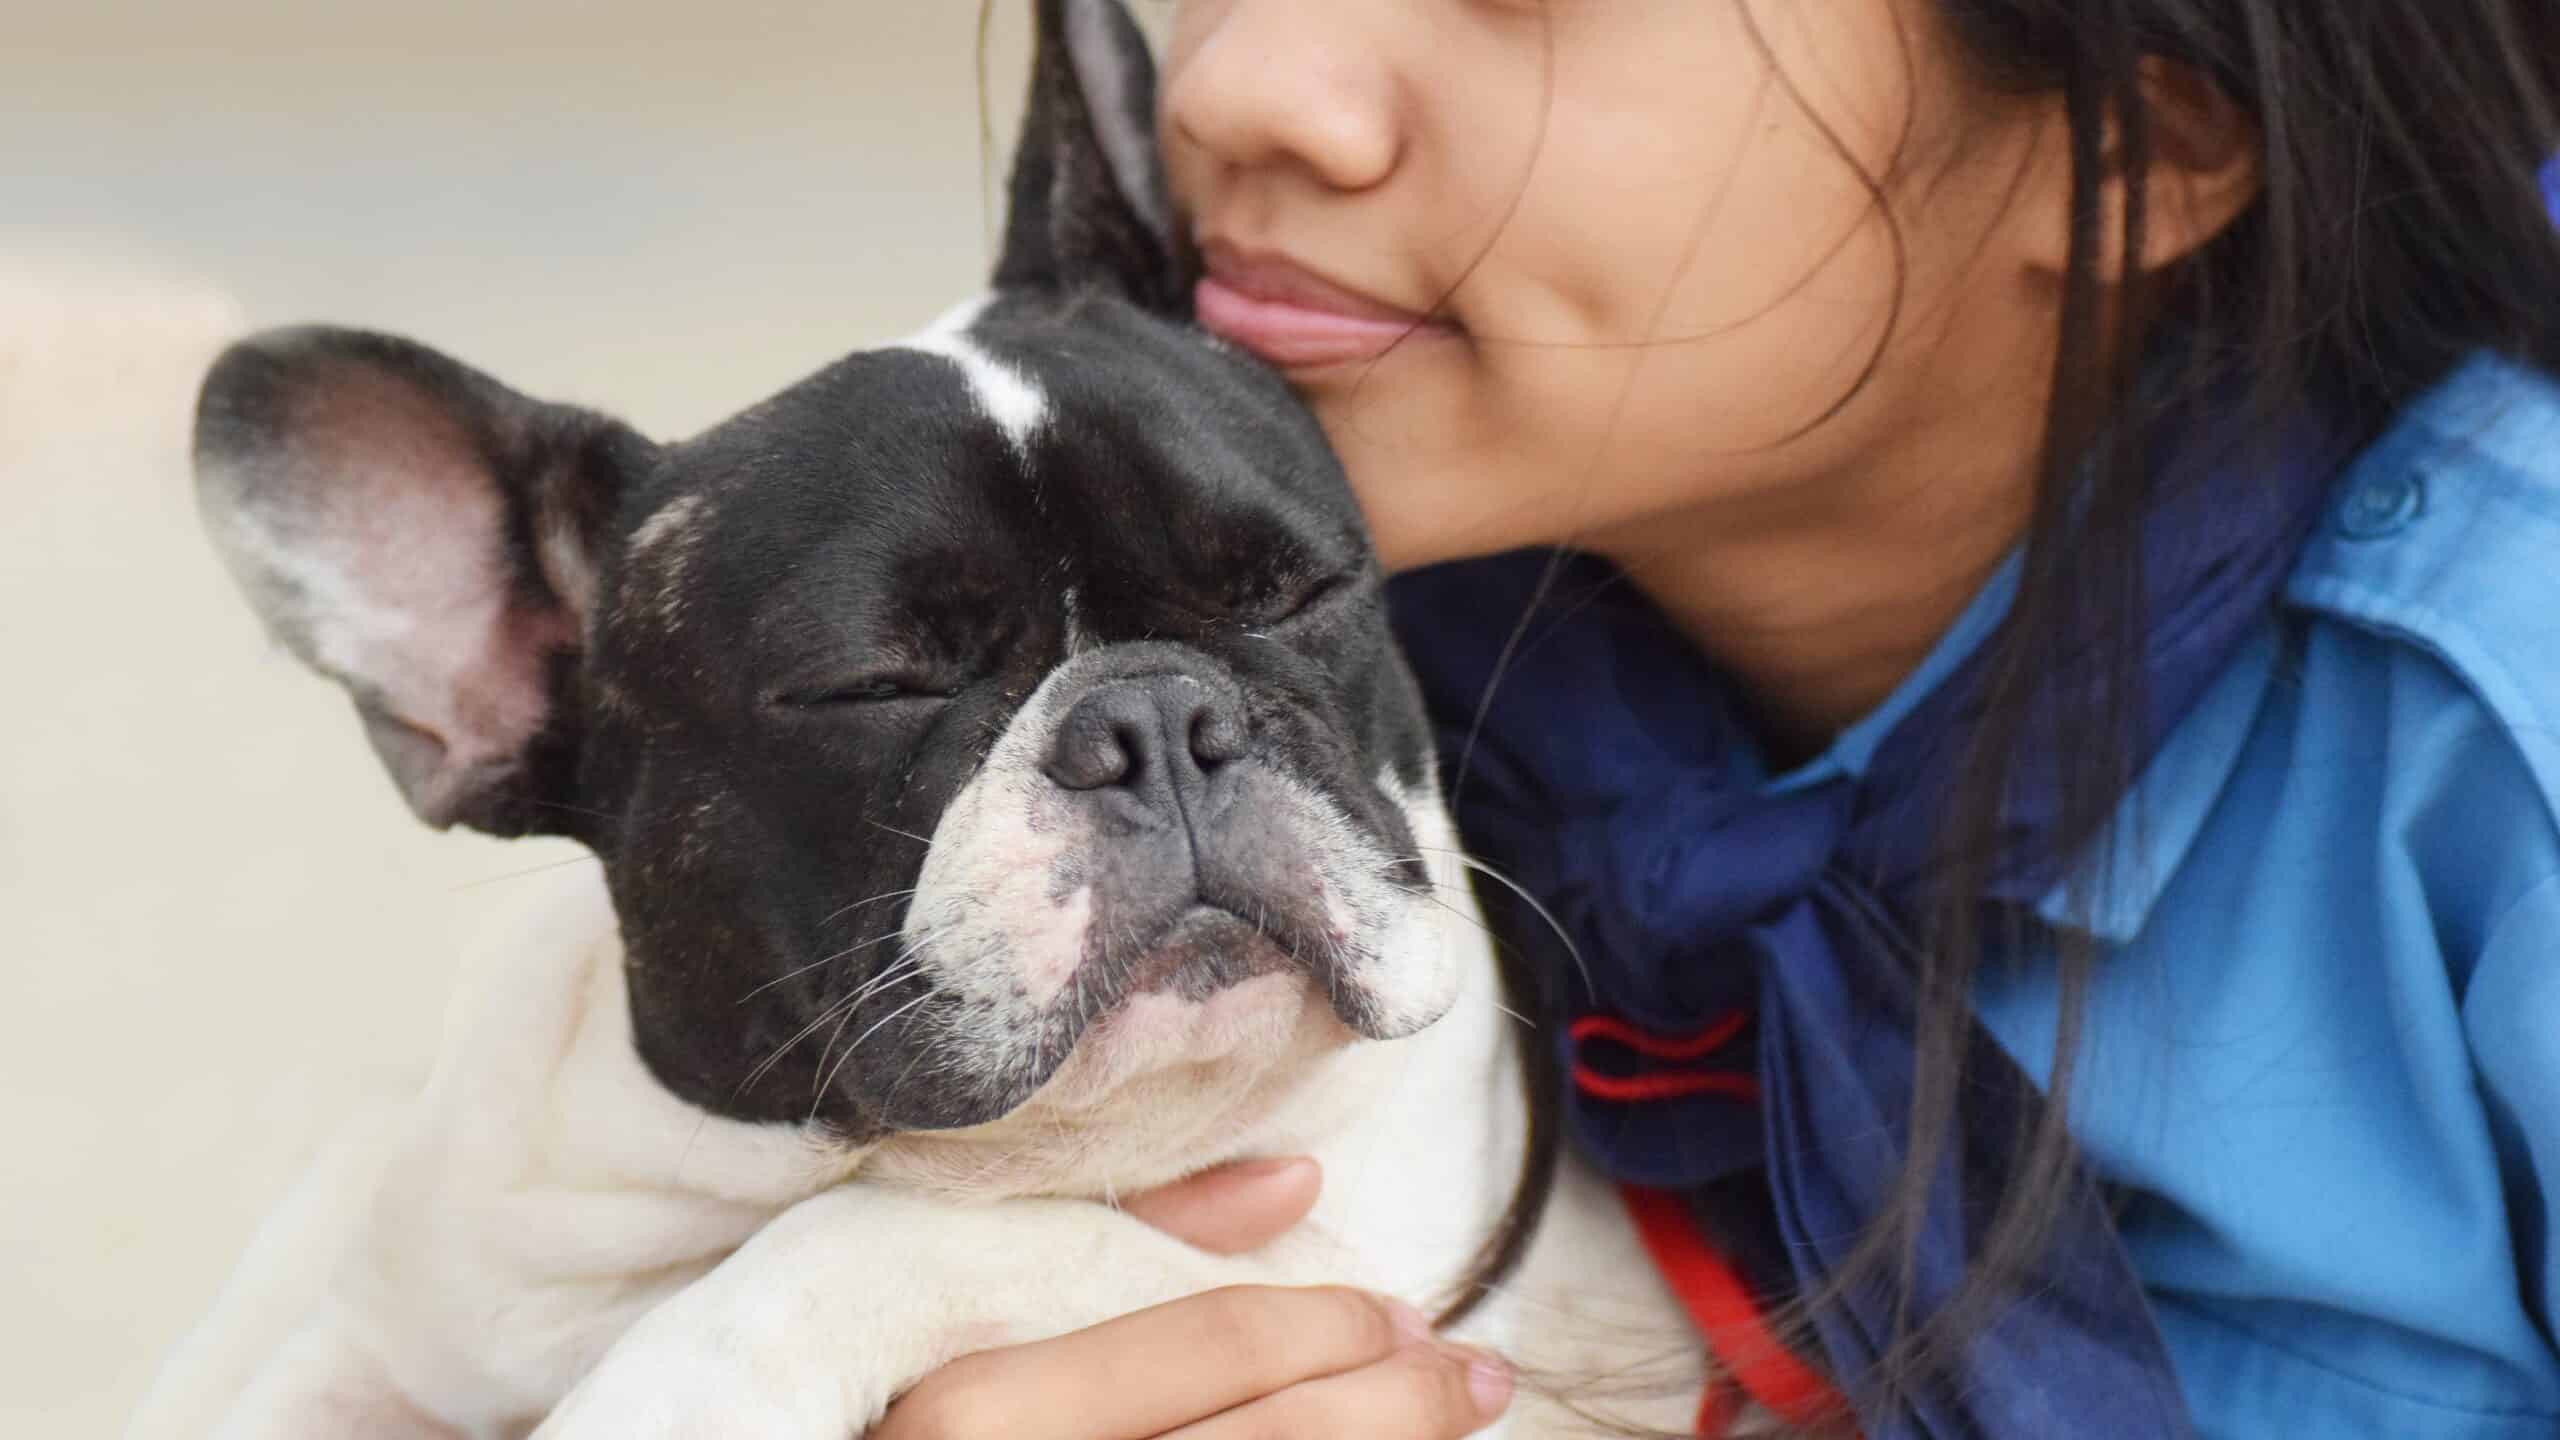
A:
[883,1,2560,1435]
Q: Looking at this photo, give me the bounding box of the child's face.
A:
[1161,0,2060,572]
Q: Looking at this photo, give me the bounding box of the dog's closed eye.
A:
[769,675,962,709]
[1247,573,1368,635]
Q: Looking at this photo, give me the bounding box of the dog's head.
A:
[194,0,1464,1151]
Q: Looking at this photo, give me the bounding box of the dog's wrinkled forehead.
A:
[603,294,1364,683]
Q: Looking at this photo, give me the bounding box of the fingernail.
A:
[1385,1298,1434,1345]
[1466,1354,1514,1414]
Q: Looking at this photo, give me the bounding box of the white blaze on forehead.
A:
[897,296,1049,458]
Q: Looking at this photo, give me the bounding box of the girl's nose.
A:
[1164,1,1402,195]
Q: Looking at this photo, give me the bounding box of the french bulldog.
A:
[132,2,1709,1435]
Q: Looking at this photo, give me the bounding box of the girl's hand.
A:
[871,1159,1515,1439]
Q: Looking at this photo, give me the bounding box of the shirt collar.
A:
[1752,529,2285,947]
[2032,622,2282,942]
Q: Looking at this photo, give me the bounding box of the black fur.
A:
[191,2,1437,1140]
[192,0,1552,1330]
[583,301,1430,1131]
[996,0,1195,312]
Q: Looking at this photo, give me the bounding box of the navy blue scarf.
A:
[1386,405,2347,1437]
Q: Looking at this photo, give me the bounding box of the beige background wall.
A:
[0,4,1088,1430]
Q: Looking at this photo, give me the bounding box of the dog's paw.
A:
[529,1312,881,1440]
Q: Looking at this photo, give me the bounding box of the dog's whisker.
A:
[735,992,866,1099]
[1406,844,1592,994]
[669,1108,718,1192]
[747,931,937,1010]
[753,921,947,1011]
[845,953,930,1006]
[735,937,897,1006]
[451,853,602,893]
[865,1002,948,1121]
[808,957,933,1094]
[520,798,622,823]
[809,993,868,1107]
[1370,853,1510,949]
[1410,889,1502,943]
[819,886,921,929]
[812,989,936,1105]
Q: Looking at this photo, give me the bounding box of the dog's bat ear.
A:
[995,0,1193,313]
[193,326,651,839]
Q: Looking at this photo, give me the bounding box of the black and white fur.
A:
[131,3,1708,1435]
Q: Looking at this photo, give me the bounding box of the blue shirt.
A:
[1771,354,2560,1436]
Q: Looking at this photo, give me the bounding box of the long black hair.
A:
[1808,0,2560,1419]
[984,0,2560,1431]
[1447,1,2560,1429]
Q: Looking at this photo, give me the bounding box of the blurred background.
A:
[0,3,1109,1429]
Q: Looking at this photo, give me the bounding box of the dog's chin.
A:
[1002,901,1443,1108]
[1049,969,1334,1103]
[854,888,1459,1154]
[1115,905,1298,1000]
[858,962,1357,1199]
[899,934,1345,1126]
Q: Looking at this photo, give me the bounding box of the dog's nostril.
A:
[1045,714,1135,791]
[1043,673,1247,807]
[1110,721,1149,785]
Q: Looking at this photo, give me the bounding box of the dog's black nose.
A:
[1044,674,1246,822]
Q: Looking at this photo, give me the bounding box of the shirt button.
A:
[2335,472,2425,539]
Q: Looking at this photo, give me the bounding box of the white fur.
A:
[904,659,1458,1114]
[899,297,1049,457]
[135,785,1722,1440]
[131,873,853,1440]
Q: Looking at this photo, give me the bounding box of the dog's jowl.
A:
[137,3,1705,1437]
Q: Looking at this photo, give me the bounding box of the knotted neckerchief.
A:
[1385,399,2347,1438]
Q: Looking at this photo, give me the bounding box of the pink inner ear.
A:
[213,362,577,815]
